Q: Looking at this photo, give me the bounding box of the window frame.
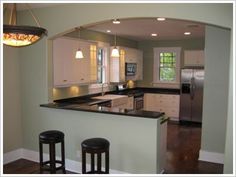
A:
[153,47,181,85]
[89,42,110,92]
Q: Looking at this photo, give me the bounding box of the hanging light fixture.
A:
[75,27,84,59]
[3,3,47,47]
[111,34,119,57]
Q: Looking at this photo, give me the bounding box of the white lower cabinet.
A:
[127,96,134,109]
[144,93,180,120]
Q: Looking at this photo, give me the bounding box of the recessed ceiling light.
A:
[184,32,191,35]
[151,33,157,36]
[157,17,166,21]
[106,30,111,33]
[112,19,120,24]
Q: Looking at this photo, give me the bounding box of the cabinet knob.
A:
[63,80,67,82]
[81,78,84,80]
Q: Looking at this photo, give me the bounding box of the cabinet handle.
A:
[81,78,84,80]
[63,80,67,82]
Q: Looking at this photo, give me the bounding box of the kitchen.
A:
[2,2,233,175]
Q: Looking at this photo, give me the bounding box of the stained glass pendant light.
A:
[111,34,119,57]
[75,27,84,59]
[3,3,47,47]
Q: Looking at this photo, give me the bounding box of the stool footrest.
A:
[41,160,65,171]
[85,171,108,174]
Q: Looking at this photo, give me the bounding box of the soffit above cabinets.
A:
[86,18,205,41]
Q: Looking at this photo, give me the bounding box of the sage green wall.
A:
[137,38,205,87]
[3,46,22,153]
[201,26,230,153]
[223,30,233,174]
[3,3,233,173]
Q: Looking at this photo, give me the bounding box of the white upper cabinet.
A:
[184,50,204,67]
[124,47,143,81]
[53,37,97,87]
[110,47,126,83]
[135,50,143,80]
[110,46,143,83]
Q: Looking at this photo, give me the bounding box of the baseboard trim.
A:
[3,148,128,174]
[3,148,23,165]
[198,149,224,164]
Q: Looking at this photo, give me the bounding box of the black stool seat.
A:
[81,138,110,174]
[82,138,109,150]
[39,130,64,142]
[39,130,65,174]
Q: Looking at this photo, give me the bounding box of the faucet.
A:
[101,83,107,96]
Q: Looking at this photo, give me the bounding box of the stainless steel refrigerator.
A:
[180,69,204,123]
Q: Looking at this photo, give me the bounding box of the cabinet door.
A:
[110,47,125,83]
[135,50,143,80]
[127,96,134,109]
[144,93,156,111]
[125,47,137,63]
[53,37,76,86]
[184,50,204,66]
[90,45,97,83]
[72,40,90,84]
[120,49,126,82]
[53,37,94,87]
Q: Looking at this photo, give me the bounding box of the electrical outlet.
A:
[76,150,81,159]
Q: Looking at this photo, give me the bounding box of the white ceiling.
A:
[4,3,205,41]
[86,18,205,41]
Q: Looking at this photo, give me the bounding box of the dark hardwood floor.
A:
[3,159,76,174]
[3,121,223,174]
[165,121,223,174]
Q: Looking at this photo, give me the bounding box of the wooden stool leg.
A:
[49,142,56,174]
[91,153,95,173]
[97,153,101,173]
[105,150,109,174]
[61,140,66,174]
[39,141,43,174]
[82,149,86,174]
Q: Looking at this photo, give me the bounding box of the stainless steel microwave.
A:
[125,63,137,76]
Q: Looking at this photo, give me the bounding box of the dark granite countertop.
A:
[40,87,178,119]
[40,102,164,119]
[115,87,180,95]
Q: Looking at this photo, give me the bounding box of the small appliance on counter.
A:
[116,84,127,92]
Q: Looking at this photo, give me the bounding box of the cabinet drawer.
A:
[165,108,179,117]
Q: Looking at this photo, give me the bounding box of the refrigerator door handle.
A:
[190,77,195,99]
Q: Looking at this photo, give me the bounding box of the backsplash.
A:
[52,85,89,100]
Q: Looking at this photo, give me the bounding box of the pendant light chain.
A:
[75,27,84,59]
[9,3,16,25]
[25,4,41,27]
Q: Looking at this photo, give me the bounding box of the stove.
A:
[127,90,144,97]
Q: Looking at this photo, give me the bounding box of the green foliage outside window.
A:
[159,52,176,81]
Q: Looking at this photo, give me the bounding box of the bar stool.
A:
[39,130,65,174]
[81,138,110,174]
